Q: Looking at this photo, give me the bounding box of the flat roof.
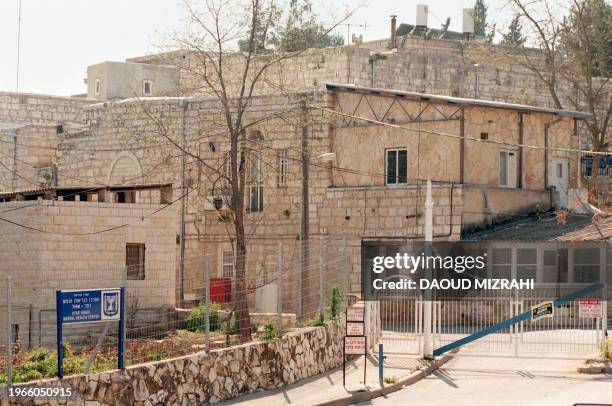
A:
[463,212,611,241]
[325,83,591,119]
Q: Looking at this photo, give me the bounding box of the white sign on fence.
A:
[346,322,364,336]
[345,336,366,355]
[346,307,364,322]
[579,300,602,318]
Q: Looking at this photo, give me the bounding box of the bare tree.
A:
[502,0,610,201]
[138,0,353,340]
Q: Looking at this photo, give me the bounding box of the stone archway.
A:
[107,151,143,185]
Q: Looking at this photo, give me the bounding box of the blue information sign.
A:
[59,289,121,323]
[56,288,125,378]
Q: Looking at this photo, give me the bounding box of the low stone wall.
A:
[2,317,345,405]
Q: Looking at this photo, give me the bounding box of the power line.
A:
[312,105,612,156]
[0,188,191,236]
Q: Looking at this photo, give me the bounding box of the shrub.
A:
[184,303,221,332]
[261,323,281,341]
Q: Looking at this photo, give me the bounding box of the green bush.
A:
[184,303,221,332]
[261,323,281,341]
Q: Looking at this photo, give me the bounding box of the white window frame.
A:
[385,148,408,186]
[143,80,152,96]
[277,149,289,188]
[498,150,517,188]
[94,78,101,96]
[221,249,235,278]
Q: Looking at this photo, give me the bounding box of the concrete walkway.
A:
[360,353,612,406]
[222,352,431,406]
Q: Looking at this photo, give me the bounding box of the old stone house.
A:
[0,79,591,318]
[0,20,606,324]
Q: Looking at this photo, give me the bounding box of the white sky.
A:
[0,0,513,96]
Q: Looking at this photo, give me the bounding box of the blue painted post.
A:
[55,290,63,379]
[378,343,384,382]
[118,287,125,369]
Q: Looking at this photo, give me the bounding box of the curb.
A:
[315,351,457,406]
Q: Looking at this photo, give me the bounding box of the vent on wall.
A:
[480,132,489,140]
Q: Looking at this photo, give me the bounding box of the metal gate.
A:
[381,286,606,357]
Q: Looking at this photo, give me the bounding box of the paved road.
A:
[358,354,612,406]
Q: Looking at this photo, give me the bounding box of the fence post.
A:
[603,283,608,348]
[6,277,13,385]
[319,236,325,315]
[423,180,433,358]
[204,255,211,353]
[277,244,283,334]
[121,266,127,366]
[342,232,348,309]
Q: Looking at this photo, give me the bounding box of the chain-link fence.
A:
[0,235,349,384]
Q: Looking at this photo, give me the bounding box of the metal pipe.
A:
[178,100,188,306]
[6,277,13,384]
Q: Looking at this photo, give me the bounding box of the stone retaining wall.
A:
[1,317,345,405]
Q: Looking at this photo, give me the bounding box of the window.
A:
[126,243,146,280]
[95,78,101,96]
[222,250,234,278]
[543,249,568,283]
[277,149,289,187]
[386,149,407,185]
[491,248,511,278]
[11,324,19,345]
[499,150,517,188]
[249,151,264,212]
[516,248,536,279]
[116,190,136,203]
[573,248,600,283]
[143,80,152,95]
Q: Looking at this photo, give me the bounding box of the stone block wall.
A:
[1,317,346,405]
[0,92,94,126]
[0,125,60,192]
[0,200,176,348]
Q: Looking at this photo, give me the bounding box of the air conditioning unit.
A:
[203,196,227,211]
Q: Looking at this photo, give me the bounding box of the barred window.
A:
[222,250,234,278]
[277,149,289,187]
[126,243,145,280]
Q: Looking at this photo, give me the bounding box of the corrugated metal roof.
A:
[325,83,592,119]
[463,213,611,241]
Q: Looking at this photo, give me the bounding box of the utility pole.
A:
[299,99,310,318]
[178,99,187,306]
[423,180,434,358]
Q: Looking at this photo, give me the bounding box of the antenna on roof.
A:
[16,0,22,93]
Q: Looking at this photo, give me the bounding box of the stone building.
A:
[0,80,589,317]
[0,199,176,349]
[0,19,604,319]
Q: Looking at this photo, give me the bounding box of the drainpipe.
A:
[473,64,480,99]
[518,113,524,189]
[178,99,188,306]
[460,108,465,184]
